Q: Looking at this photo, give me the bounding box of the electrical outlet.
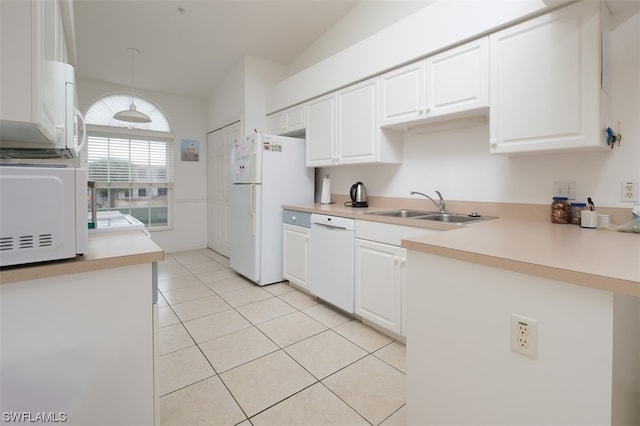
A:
[510,314,538,359]
[621,181,639,203]
[553,181,576,200]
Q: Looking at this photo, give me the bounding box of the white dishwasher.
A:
[309,214,355,313]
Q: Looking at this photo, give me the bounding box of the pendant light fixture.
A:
[113,48,152,124]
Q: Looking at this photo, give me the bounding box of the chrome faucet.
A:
[410,190,446,213]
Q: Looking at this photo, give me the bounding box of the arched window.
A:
[85,94,171,131]
[83,95,174,230]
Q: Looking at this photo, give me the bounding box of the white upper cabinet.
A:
[0,0,71,145]
[306,77,401,167]
[305,93,337,166]
[267,104,305,136]
[425,37,489,120]
[489,1,609,155]
[380,38,489,130]
[380,61,427,127]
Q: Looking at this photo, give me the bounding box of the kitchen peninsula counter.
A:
[283,202,639,297]
[1,229,162,424]
[0,230,164,284]
[402,217,640,298]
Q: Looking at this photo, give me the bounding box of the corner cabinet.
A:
[489,1,610,155]
[380,38,489,130]
[306,77,402,167]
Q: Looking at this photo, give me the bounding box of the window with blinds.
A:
[86,134,174,229]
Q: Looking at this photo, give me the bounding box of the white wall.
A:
[77,79,209,252]
[208,56,287,135]
[319,10,640,211]
[287,1,433,75]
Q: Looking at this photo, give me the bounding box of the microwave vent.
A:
[0,234,55,251]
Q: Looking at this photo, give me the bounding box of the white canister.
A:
[597,214,610,226]
[581,210,599,229]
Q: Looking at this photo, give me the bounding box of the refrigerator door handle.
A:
[249,183,256,236]
[250,147,256,183]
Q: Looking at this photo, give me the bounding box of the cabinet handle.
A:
[292,216,297,222]
[393,255,399,265]
[425,107,431,114]
[490,138,498,147]
[400,257,406,267]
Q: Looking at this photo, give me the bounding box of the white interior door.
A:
[207,121,240,256]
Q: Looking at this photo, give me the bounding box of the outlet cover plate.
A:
[510,313,538,359]
[553,181,576,200]
[621,181,639,203]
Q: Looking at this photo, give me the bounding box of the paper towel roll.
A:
[321,175,331,204]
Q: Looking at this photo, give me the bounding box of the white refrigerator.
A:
[230,132,314,285]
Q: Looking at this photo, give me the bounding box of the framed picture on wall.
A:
[181,139,199,161]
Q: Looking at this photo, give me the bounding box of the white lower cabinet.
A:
[282,223,310,289]
[354,220,440,336]
[355,239,406,335]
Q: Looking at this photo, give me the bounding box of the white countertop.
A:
[0,230,164,284]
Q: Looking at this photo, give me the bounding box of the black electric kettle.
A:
[346,182,368,208]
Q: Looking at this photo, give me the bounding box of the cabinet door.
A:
[337,78,378,164]
[282,224,310,289]
[380,61,427,128]
[267,105,306,136]
[305,94,336,166]
[284,105,305,134]
[489,1,604,154]
[355,239,403,335]
[267,111,286,135]
[425,37,488,119]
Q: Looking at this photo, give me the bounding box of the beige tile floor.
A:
[157,248,406,426]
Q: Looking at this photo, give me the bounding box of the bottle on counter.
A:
[551,197,571,224]
[570,202,587,225]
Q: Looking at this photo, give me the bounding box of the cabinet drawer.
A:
[282,210,311,228]
[355,220,440,246]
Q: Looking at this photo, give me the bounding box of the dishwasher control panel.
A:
[310,214,355,230]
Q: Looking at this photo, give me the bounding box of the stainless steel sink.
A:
[366,210,496,224]
[367,209,436,218]
[416,214,482,223]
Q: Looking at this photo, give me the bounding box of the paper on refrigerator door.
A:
[232,135,255,182]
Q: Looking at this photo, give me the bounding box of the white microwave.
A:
[0,165,88,267]
[0,62,86,160]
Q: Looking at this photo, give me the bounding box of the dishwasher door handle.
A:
[312,222,347,230]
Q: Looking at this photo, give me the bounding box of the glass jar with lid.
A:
[551,197,571,224]
[570,202,587,225]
